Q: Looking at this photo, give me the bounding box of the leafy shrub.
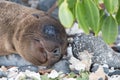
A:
[58,0,120,44]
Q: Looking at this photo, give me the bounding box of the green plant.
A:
[77,71,89,80]
[40,71,89,80]
[58,0,120,44]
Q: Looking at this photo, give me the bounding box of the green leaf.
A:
[96,10,105,34]
[119,0,120,6]
[93,0,99,8]
[102,15,118,44]
[103,0,119,14]
[67,72,77,78]
[76,0,100,34]
[116,4,120,25]
[67,0,77,9]
[84,0,100,34]
[59,0,74,28]
[76,71,89,80]
[67,0,77,17]
[41,74,49,80]
[76,0,89,34]
[58,0,64,6]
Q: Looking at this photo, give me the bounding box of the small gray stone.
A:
[98,77,103,80]
[37,0,56,11]
[91,64,109,74]
[52,59,70,73]
[109,70,120,76]
[18,65,38,72]
[103,67,109,74]
[0,71,7,78]
[91,63,99,72]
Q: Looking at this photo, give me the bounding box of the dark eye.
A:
[43,25,58,37]
[33,38,40,42]
[32,13,39,19]
[52,48,61,56]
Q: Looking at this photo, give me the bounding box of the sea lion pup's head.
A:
[14,13,67,66]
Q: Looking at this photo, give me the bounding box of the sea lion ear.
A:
[32,13,40,19]
[43,25,58,37]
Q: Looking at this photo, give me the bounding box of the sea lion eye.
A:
[34,39,40,42]
[43,25,58,37]
[52,48,61,56]
[32,13,39,19]
[33,38,40,42]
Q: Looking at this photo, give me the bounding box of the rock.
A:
[102,64,109,74]
[67,44,73,58]
[112,45,120,52]
[66,23,84,35]
[72,34,120,68]
[52,59,70,73]
[109,70,120,76]
[108,75,120,80]
[0,54,33,67]
[89,66,107,80]
[7,67,19,79]
[18,65,38,72]
[37,0,56,11]
[0,54,39,72]
[63,78,76,80]
[8,0,30,6]
[48,70,59,79]
[91,63,99,72]
[37,0,58,19]
[115,26,120,45]
[69,51,92,72]
[0,71,7,78]
[15,70,41,80]
[91,64,109,74]
[0,77,7,80]
[28,0,39,8]
[69,56,86,71]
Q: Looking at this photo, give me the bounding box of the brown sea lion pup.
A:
[0,1,67,66]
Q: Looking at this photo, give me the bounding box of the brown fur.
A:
[0,1,67,66]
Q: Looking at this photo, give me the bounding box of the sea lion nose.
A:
[53,48,61,56]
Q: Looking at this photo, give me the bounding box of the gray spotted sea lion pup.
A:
[0,1,67,66]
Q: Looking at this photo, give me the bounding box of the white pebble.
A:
[25,70,41,80]
[48,70,59,79]
[15,72,26,80]
[7,67,19,78]
[63,78,76,80]
[69,56,86,71]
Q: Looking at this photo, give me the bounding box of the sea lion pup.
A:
[0,1,67,66]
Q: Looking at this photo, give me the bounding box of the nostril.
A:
[53,48,61,56]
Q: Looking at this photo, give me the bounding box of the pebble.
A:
[63,78,76,80]
[15,70,41,80]
[48,70,59,79]
[89,66,106,80]
[18,65,38,72]
[52,59,70,73]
